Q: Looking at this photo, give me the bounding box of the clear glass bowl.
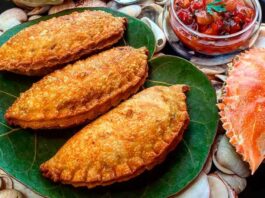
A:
[169,0,262,56]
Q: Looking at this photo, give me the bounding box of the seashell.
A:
[0,177,2,189]
[215,74,227,82]
[208,174,229,198]
[107,1,123,9]
[76,0,107,8]
[0,18,21,32]
[12,0,63,8]
[254,23,265,48]
[138,4,163,25]
[210,173,238,198]
[48,0,75,15]
[153,52,165,58]
[213,135,250,177]
[157,12,163,29]
[174,172,210,198]
[49,0,107,15]
[155,0,169,5]
[141,17,166,53]
[27,6,50,16]
[114,0,141,5]
[0,174,13,189]
[118,5,142,18]
[28,15,42,21]
[203,153,213,174]
[0,189,24,198]
[0,8,27,22]
[215,171,247,194]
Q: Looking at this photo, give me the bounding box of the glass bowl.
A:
[168,0,262,56]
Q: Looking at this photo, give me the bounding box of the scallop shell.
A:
[141,17,166,53]
[0,189,24,198]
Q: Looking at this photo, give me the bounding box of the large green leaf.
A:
[0,55,218,197]
[0,7,156,58]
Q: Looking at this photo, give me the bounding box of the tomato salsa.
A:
[170,0,257,55]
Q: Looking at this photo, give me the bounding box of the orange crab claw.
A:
[219,48,265,174]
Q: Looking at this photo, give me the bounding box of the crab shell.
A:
[218,48,265,174]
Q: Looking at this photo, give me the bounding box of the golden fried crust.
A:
[5,46,148,129]
[0,10,126,76]
[40,85,190,188]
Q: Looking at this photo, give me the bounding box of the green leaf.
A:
[0,55,218,197]
[0,7,156,58]
[206,0,226,15]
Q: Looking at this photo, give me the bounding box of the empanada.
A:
[0,10,126,76]
[40,85,190,188]
[5,46,148,129]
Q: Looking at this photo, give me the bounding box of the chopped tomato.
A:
[174,0,254,36]
[195,10,213,25]
[177,10,193,25]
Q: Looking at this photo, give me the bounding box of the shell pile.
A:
[1,0,265,197]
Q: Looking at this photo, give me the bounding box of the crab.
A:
[218,48,265,174]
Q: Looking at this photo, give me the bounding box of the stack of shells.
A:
[0,0,264,197]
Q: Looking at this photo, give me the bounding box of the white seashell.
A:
[28,15,42,21]
[114,0,140,5]
[107,1,123,9]
[13,0,63,8]
[203,153,213,174]
[215,171,247,194]
[213,135,250,177]
[157,12,163,29]
[0,18,21,32]
[174,172,210,198]
[48,0,75,15]
[0,189,24,198]
[76,0,107,8]
[155,0,169,5]
[27,6,50,16]
[254,24,265,48]
[208,174,229,198]
[118,5,142,18]
[0,8,27,22]
[141,17,166,53]
[138,3,163,24]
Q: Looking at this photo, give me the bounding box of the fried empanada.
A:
[0,10,126,76]
[5,46,148,129]
[40,85,190,188]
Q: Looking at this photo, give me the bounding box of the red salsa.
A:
[174,0,255,36]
